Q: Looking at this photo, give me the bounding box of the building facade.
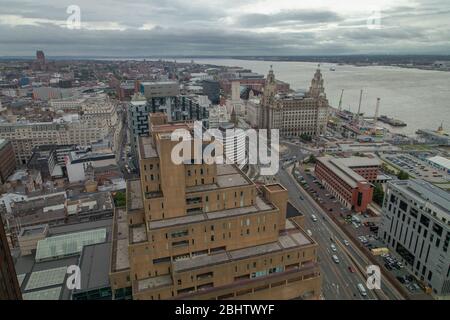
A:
[0,139,16,183]
[315,156,380,212]
[378,180,450,298]
[0,216,22,299]
[259,67,329,138]
[128,95,209,167]
[109,117,321,300]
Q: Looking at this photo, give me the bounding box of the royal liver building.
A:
[259,66,329,138]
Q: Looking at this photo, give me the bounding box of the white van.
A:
[357,283,367,296]
[311,214,318,222]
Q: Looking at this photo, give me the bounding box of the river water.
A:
[177,58,450,136]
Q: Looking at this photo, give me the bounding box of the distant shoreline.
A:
[1,55,449,72]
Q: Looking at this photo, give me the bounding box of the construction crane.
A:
[356,89,363,123]
[338,89,344,111]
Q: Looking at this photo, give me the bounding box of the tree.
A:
[308,154,317,164]
[397,170,410,180]
[300,133,312,142]
[372,183,384,206]
[113,191,126,207]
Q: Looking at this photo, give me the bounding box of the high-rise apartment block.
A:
[109,114,321,300]
[259,67,329,138]
[379,179,450,298]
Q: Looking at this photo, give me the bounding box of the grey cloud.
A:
[236,10,342,28]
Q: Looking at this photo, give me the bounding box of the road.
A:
[278,165,406,300]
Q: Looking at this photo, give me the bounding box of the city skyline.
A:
[0,0,450,56]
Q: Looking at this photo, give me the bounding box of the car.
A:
[343,239,350,246]
[384,263,393,271]
[299,195,304,200]
[330,244,337,252]
[348,266,355,273]
[357,283,367,297]
[307,229,313,237]
[311,214,318,222]
[332,255,340,263]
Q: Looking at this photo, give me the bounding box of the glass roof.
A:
[25,267,67,291]
[23,287,62,300]
[35,228,107,262]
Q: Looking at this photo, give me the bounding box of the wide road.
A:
[277,166,404,300]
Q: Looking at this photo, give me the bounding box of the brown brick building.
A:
[0,216,22,299]
[109,114,321,300]
[315,156,381,212]
[0,139,16,184]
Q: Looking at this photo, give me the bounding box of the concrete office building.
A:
[378,180,450,298]
[0,216,22,299]
[259,67,329,137]
[139,81,180,99]
[315,156,381,212]
[109,115,321,300]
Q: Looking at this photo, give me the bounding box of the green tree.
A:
[308,154,317,164]
[114,191,126,207]
[397,170,410,180]
[373,183,384,206]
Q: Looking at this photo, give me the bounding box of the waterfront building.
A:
[259,67,329,138]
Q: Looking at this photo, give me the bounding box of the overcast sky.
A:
[0,0,449,56]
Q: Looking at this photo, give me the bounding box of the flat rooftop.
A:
[265,184,286,192]
[127,179,143,212]
[148,195,273,230]
[317,156,378,188]
[131,224,147,244]
[111,208,130,272]
[75,242,111,293]
[139,136,158,159]
[390,179,450,218]
[173,227,313,273]
[186,164,252,193]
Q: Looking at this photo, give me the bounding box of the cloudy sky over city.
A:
[0,0,449,56]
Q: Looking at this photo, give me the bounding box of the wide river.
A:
[174,58,450,136]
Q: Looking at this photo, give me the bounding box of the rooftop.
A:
[127,179,143,212]
[390,179,450,218]
[427,155,450,170]
[172,226,313,273]
[111,208,130,272]
[139,136,158,159]
[75,242,111,293]
[186,164,251,193]
[148,195,273,230]
[317,156,380,188]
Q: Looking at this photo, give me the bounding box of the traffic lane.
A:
[279,168,381,300]
[279,170,370,299]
